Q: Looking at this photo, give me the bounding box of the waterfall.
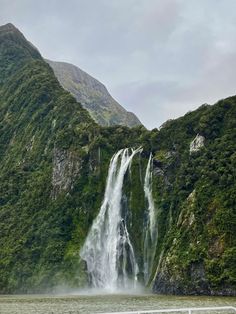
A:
[80,147,142,291]
[143,153,157,284]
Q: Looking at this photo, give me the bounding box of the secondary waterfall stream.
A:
[143,153,157,284]
[80,147,142,291]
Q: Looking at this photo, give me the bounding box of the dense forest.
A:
[0,23,235,295]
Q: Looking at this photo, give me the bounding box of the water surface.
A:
[0,293,236,314]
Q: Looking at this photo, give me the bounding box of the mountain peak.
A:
[0,23,30,43]
[0,23,21,34]
[0,23,42,83]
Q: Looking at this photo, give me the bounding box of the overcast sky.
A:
[1,0,236,129]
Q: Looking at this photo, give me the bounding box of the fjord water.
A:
[0,294,236,314]
[80,148,142,291]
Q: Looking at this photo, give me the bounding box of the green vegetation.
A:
[0,23,235,295]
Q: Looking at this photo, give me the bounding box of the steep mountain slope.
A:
[0,23,235,295]
[150,101,236,295]
[0,23,98,292]
[46,59,142,127]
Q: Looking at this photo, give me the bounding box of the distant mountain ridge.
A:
[46,59,142,127]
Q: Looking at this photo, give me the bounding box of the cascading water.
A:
[143,153,158,284]
[80,147,142,291]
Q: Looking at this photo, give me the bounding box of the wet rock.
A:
[51,147,82,199]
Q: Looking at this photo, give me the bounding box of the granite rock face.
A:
[190,134,205,153]
[51,148,82,199]
[153,260,211,295]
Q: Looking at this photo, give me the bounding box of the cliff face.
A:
[46,60,142,127]
[150,102,236,296]
[0,23,235,295]
[0,23,97,292]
